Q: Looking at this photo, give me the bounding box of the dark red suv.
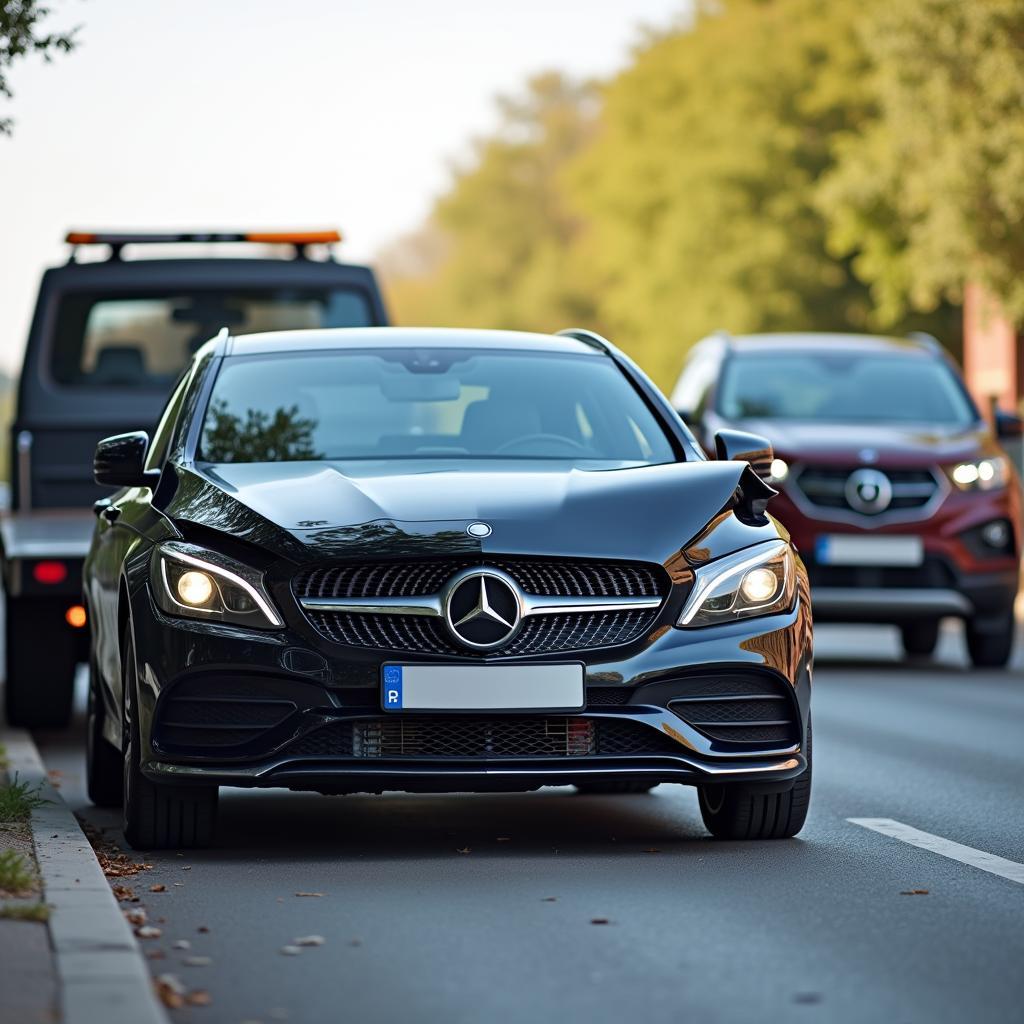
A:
[671,332,1022,667]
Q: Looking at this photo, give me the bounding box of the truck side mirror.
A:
[714,428,774,483]
[94,432,153,488]
[995,408,1024,439]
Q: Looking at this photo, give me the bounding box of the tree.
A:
[1,0,78,135]
[818,0,1024,327]
[381,72,603,335]
[202,401,322,463]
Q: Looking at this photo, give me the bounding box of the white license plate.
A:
[381,664,584,712]
[815,534,924,567]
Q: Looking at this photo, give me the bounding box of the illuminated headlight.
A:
[152,542,282,628]
[769,458,789,483]
[677,540,796,628]
[948,456,1010,491]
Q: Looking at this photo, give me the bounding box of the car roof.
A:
[225,326,603,357]
[724,331,936,356]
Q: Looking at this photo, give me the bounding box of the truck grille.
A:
[794,466,940,515]
[287,716,683,759]
[294,558,667,656]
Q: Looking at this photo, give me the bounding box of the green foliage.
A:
[383,3,960,392]
[202,399,322,463]
[0,902,49,921]
[818,0,1024,325]
[0,775,49,822]
[0,0,78,135]
[0,849,32,892]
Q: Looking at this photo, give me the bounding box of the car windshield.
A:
[717,351,977,426]
[50,287,373,389]
[198,348,676,465]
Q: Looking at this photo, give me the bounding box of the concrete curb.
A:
[2,727,168,1024]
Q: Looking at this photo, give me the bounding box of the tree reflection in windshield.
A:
[202,399,323,462]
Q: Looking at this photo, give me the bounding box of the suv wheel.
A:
[698,720,812,840]
[901,620,940,659]
[86,658,122,807]
[121,630,217,850]
[966,611,1015,669]
[575,780,658,795]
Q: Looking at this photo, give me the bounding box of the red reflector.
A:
[33,561,68,585]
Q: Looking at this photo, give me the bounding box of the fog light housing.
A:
[981,519,1011,550]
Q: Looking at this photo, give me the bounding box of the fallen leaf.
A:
[900,889,930,896]
[172,882,184,887]
[172,940,191,950]
[186,990,212,1006]
[590,918,611,926]
[113,885,138,903]
[183,956,213,967]
[124,908,147,925]
[280,945,302,956]
[541,897,557,902]
[182,866,192,871]
[197,925,210,933]
[155,974,186,1009]
[293,935,325,947]
[146,950,166,961]
[456,847,471,854]
[294,892,324,898]
[136,926,162,939]
[149,884,167,893]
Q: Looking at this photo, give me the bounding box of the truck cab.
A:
[2,230,389,727]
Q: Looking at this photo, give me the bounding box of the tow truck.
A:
[2,229,389,727]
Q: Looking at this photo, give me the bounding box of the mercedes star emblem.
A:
[443,568,522,649]
[845,467,893,514]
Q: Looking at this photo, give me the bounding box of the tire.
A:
[121,630,217,850]
[965,611,1015,669]
[901,620,940,659]
[575,780,658,795]
[698,719,812,840]
[4,597,78,729]
[86,659,122,807]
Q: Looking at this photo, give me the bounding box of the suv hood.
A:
[170,459,751,564]
[737,419,989,464]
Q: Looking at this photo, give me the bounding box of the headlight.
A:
[769,458,789,483]
[677,540,796,628]
[152,542,283,628]
[947,456,1010,491]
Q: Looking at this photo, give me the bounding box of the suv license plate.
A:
[816,534,924,567]
[381,664,584,712]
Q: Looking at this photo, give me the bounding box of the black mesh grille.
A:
[295,557,667,655]
[585,687,631,707]
[286,717,682,759]
[669,678,798,746]
[795,466,939,513]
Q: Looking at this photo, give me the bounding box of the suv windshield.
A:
[199,348,676,465]
[718,351,977,426]
[51,288,373,389]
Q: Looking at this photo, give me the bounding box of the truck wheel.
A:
[4,598,77,729]
[900,620,940,659]
[698,720,812,840]
[121,631,217,850]
[575,780,658,795]
[965,611,1015,669]
[86,659,122,807]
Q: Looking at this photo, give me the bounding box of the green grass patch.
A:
[0,850,33,893]
[0,744,8,770]
[0,775,48,822]
[0,903,49,922]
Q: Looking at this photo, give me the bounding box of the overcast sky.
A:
[0,0,685,373]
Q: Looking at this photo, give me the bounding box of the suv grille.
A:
[294,559,667,656]
[794,466,940,515]
[287,716,682,759]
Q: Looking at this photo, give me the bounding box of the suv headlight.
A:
[152,542,283,629]
[947,456,1010,492]
[677,540,796,628]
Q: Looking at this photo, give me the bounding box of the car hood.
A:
[736,419,989,464]
[169,458,752,564]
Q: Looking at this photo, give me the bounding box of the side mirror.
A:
[714,428,774,483]
[995,408,1024,439]
[94,431,153,488]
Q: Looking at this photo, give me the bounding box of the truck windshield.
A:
[717,352,978,426]
[199,348,676,465]
[50,288,372,388]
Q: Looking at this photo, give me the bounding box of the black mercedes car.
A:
[83,327,813,849]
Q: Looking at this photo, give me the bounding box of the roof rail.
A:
[907,331,942,353]
[64,229,342,261]
[556,328,612,352]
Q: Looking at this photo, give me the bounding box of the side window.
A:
[144,372,191,472]
[670,347,719,419]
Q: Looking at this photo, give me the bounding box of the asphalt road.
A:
[33,624,1024,1024]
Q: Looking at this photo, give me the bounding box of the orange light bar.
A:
[245,230,342,245]
[65,232,98,244]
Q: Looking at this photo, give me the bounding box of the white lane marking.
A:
[849,818,1024,886]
